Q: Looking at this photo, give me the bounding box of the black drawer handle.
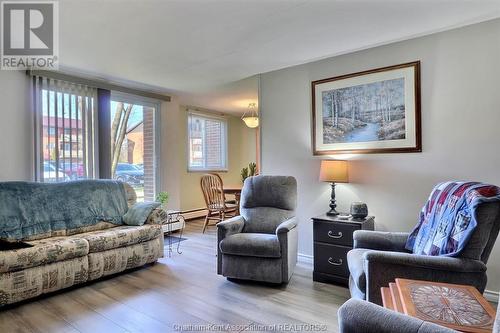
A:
[328,230,343,239]
[328,257,343,266]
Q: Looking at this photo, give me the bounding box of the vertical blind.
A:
[32,76,98,181]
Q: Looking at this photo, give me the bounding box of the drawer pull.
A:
[328,257,343,266]
[328,230,343,239]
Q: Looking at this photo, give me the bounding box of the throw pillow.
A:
[123,202,161,226]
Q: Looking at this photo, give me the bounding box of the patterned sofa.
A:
[0,181,164,307]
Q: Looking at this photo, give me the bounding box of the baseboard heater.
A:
[180,208,208,221]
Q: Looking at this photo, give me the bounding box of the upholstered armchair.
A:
[347,202,500,305]
[338,297,500,333]
[217,175,298,284]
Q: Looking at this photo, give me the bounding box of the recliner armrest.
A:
[353,230,410,252]
[276,217,297,234]
[363,250,487,272]
[217,215,245,239]
[362,250,488,305]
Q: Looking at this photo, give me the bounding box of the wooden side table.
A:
[312,214,374,285]
[381,278,496,333]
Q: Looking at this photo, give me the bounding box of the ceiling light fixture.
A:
[241,102,259,128]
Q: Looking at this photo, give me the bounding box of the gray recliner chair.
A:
[217,175,298,284]
[347,202,500,305]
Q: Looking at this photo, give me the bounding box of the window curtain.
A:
[32,75,99,181]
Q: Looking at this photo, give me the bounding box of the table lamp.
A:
[319,160,348,216]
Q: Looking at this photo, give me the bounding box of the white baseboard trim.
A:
[484,289,499,303]
[297,253,313,265]
[297,252,499,304]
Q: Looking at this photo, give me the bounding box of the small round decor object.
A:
[350,202,368,219]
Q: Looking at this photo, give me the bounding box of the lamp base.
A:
[326,209,339,216]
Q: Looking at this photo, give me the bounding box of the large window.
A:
[33,76,160,202]
[33,76,97,182]
[188,112,228,171]
[110,93,160,202]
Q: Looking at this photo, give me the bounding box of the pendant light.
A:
[241,103,259,128]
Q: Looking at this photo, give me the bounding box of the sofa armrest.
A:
[145,208,167,225]
[353,230,410,252]
[338,299,454,333]
[363,250,487,304]
[276,217,297,235]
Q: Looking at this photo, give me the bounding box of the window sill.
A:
[187,169,228,173]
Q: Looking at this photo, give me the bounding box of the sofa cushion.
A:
[0,256,88,306]
[88,237,163,280]
[347,248,371,293]
[219,233,281,258]
[79,225,162,253]
[20,221,118,241]
[0,236,89,273]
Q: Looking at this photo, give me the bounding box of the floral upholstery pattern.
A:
[88,237,163,280]
[146,208,168,225]
[0,182,164,307]
[79,225,162,253]
[0,236,89,273]
[20,221,118,241]
[0,256,88,306]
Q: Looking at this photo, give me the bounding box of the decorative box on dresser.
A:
[312,214,374,285]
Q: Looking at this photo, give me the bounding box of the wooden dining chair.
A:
[200,174,238,233]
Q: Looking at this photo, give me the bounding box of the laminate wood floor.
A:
[0,220,350,333]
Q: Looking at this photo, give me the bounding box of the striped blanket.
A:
[406,181,500,257]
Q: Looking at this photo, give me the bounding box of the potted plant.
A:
[241,162,258,183]
[156,191,169,209]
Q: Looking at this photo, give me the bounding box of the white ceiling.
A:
[59,0,500,114]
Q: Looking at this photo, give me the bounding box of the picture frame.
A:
[311,61,421,155]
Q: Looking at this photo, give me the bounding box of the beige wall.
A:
[178,106,257,211]
[260,19,500,293]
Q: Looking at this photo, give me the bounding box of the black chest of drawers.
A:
[312,214,374,286]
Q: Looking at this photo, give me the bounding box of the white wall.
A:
[0,71,32,180]
[260,19,500,292]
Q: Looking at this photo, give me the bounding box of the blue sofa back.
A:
[0,180,129,241]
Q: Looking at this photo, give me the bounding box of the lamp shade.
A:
[319,160,348,183]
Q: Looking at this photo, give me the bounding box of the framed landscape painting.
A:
[312,61,421,154]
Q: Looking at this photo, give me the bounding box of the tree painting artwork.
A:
[322,78,405,144]
[312,61,421,154]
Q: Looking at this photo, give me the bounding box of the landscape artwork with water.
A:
[312,61,421,154]
[322,78,405,144]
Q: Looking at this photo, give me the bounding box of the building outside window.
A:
[188,112,228,172]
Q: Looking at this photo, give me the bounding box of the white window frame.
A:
[187,110,228,172]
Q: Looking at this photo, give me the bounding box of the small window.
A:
[188,112,228,172]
